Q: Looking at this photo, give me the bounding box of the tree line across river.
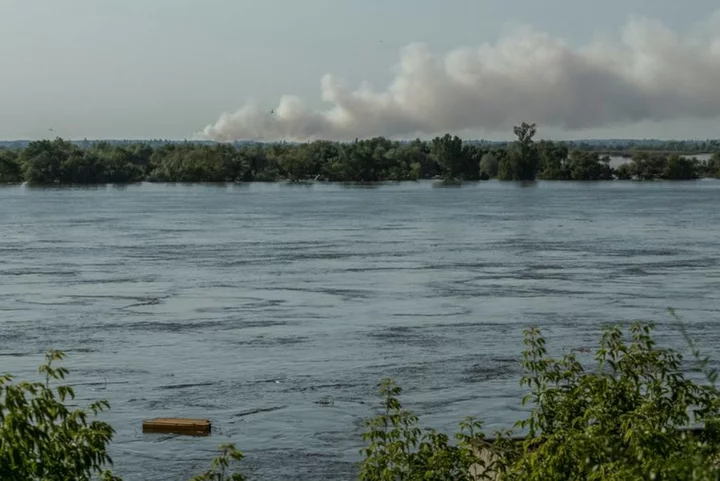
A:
[1,123,719,185]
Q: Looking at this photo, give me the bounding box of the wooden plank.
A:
[142,418,211,436]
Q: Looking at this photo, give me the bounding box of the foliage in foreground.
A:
[0,351,245,481]
[189,443,246,481]
[3,322,720,480]
[359,378,490,481]
[0,350,120,481]
[359,322,720,480]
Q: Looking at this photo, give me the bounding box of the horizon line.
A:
[2,137,720,143]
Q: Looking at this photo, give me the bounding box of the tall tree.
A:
[565,151,614,180]
[630,152,668,180]
[536,140,569,180]
[460,144,483,180]
[21,139,76,184]
[663,155,698,180]
[479,152,499,179]
[705,152,720,178]
[0,150,23,183]
[430,134,465,180]
[498,123,540,180]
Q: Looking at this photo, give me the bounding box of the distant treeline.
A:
[1,123,719,184]
[2,137,719,153]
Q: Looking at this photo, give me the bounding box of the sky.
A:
[1,0,719,141]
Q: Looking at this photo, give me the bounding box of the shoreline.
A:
[2,177,720,187]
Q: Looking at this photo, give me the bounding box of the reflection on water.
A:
[1,181,720,480]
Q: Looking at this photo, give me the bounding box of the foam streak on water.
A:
[1,181,720,480]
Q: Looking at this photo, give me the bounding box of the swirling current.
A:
[1,181,720,480]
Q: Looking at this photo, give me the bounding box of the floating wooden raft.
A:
[142,418,211,436]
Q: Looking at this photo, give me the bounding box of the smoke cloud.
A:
[198,15,720,141]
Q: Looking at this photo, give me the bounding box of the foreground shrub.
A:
[0,351,245,481]
[359,378,493,480]
[190,443,246,481]
[0,350,120,480]
[360,322,720,481]
[501,322,720,480]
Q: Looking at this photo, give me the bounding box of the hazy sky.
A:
[1,0,719,140]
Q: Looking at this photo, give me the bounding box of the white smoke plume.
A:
[198,14,720,142]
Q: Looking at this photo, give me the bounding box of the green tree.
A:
[2,351,250,481]
[359,323,720,481]
[400,139,436,179]
[499,323,720,480]
[629,152,668,180]
[124,143,154,176]
[322,137,395,182]
[498,123,540,181]
[190,444,246,481]
[7,133,718,184]
[91,144,146,183]
[383,141,428,181]
[614,162,633,180]
[21,139,75,184]
[565,151,613,180]
[431,134,466,180]
[663,155,699,180]
[61,150,106,183]
[0,149,23,183]
[250,146,281,182]
[278,140,342,181]
[307,140,341,180]
[704,152,720,178]
[460,144,484,181]
[536,140,569,180]
[359,379,491,481]
[148,144,248,182]
[326,140,381,182]
[233,143,277,181]
[0,351,120,481]
[479,152,499,179]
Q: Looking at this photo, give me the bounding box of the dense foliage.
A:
[359,379,489,481]
[1,125,719,184]
[3,323,720,479]
[500,323,720,480]
[189,444,246,481]
[0,351,120,481]
[359,322,720,481]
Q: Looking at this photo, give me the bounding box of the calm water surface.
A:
[2,181,720,480]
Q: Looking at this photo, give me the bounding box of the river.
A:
[1,181,720,480]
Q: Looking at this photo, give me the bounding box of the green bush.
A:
[0,351,245,481]
[501,323,720,480]
[189,444,246,481]
[0,149,23,183]
[359,322,720,481]
[359,378,491,480]
[0,350,120,480]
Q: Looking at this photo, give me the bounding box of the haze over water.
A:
[2,181,720,480]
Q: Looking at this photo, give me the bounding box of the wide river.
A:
[2,181,720,480]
